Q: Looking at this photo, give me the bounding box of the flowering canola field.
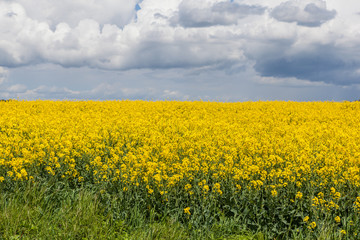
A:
[1,100,360,237]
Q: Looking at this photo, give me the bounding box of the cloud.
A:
[86,83,187,100]
[0,85,81,100]
[0,67,9,85]
[0,82,187,101]
[0,2,128,68]
[124,37,246,70]
[4,63,360,101]
[171,0,266,27]
[1,0,360,93]
[12,0,138,28]
[250,43,360,86]
[7,84,27,93]
[256,76,332,88]
[240,9,360,86]
[271,0,336,27]
[0,0,247,71]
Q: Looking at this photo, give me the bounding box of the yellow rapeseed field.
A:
[1,100,360,236]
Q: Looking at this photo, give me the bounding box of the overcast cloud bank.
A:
[1,0,360,101]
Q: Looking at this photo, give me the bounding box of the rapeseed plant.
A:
[1,100,360,238]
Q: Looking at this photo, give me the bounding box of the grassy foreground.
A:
[0,181,351,239]
[0,181,256,240]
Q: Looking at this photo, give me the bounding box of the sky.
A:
[1,0,360,101]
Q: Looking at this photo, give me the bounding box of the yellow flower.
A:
[295,192,303,200]
[312,197,319,206]
[309,222,316,229]
[20,168,28,178]
[213,183,223,195]
[303,216,309,222]
[340,229,346,235]
[198,180,206,186]
[334,216,340,223]
[184,184,192,191]
[184,207,191,215]
[271,189,278,197]
[334,192,341,199]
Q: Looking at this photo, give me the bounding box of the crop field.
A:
[1,100,360,239]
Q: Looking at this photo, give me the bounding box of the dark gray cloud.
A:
[271,0,336,27]
[123,40,243,70]
[252,44,360,85]
[171,0,266,28]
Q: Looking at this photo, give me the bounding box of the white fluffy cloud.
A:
[11,0,138,28]
[0,0,248,71]
[0,1,137,68]
[271,0,336,27]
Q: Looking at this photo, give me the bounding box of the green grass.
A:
[0,181,355,239]
[0,182,257,240]
[1,183,118,239]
